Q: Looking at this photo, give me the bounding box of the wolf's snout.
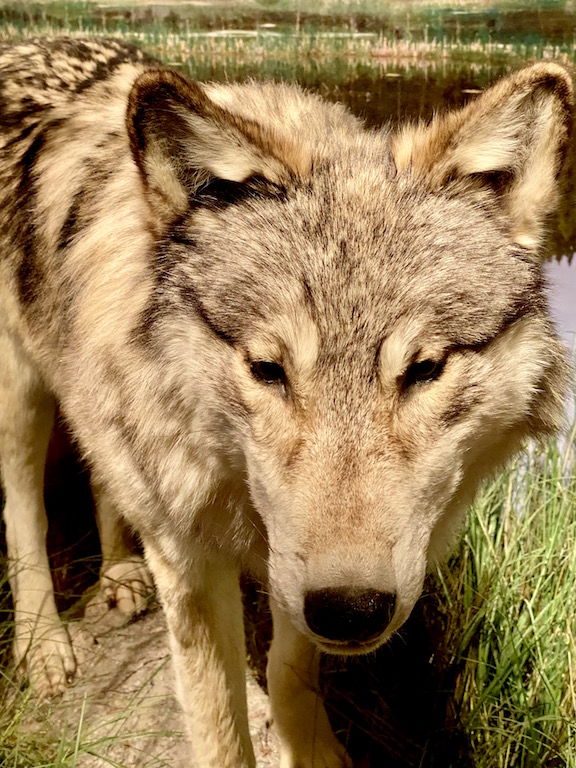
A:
[304,587,396,645]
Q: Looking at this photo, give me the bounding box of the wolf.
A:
[0,36,572,767]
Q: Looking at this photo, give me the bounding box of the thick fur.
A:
[0,38,572,767]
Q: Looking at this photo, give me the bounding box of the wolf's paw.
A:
[100,556,154,616]
[15,619,76,697]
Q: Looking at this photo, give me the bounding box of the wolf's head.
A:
[128,64,573,653]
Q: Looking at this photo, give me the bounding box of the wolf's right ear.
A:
[127,69,290,228]
[391,63,574,251]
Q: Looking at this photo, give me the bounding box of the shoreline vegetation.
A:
[1,1,576,70]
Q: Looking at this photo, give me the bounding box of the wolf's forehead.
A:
[258,186,536,346]
[184,153,540,352]
[275,178,501,286]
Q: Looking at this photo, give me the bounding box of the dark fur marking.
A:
[57,187,88,253]
[497,296,543,332]
[131,226,189,347]
[14,120,64,304]
[1,120,39,152]
[133,279,238,349]
[130,299,164,348]
[106,415,166,518]
[440,387,482,426]
[192,175,287,212]
[16,124,50,196]
[16,241,43,305]
[301,278,315,309]
[284,436,304,471]
[169,230,197,250]
[299,276,322,332]
[437,297,540,424]
[446,290,542,350]
[0,97,46,133]
[56,151,119,254]
[74,45,156,94]
[179,282,238,345]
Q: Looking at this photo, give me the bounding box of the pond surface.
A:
[548,259,576,343]
[0,0,574,337]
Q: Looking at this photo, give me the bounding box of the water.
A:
[0,0,573,338]
[547,258,576,343]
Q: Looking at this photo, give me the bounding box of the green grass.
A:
[438,435,576,767]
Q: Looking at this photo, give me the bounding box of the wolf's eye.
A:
[250,360,287,388]
[404,358,444,389]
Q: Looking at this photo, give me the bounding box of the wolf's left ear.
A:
[391,63,574,250]
[126,69,292,228]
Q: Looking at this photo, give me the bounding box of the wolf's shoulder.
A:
[0,36,158,86]
[0,37,158,120]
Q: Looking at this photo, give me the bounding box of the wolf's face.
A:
[126,65,571,653]
[146,141,566,653]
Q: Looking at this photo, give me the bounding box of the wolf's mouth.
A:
[313,634,387,657]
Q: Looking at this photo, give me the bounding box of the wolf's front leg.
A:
[144,539,255,768]
[268,598,353,768]
[0,337,76,696]
[95,489,153,615]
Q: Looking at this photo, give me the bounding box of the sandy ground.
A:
[22,597,280,768]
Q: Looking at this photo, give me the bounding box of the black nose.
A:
[304,587,396,644]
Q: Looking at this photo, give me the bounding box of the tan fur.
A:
[0,38,572,767]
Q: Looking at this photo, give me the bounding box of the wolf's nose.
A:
[304,587,396,644]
